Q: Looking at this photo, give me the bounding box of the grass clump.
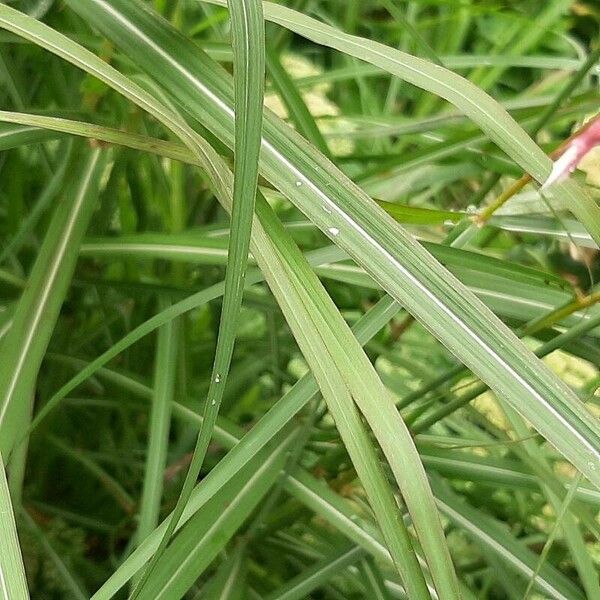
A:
[0,1,599,598]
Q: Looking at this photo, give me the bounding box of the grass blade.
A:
[131,1,266,592]
[266,48,330,157]
[0,123,60,150]
[0,453,28,600]
[0,7,434,594]
[265,544,363,600]
[135,298,180,547]
[4,3,447,593]
[20,510,87,600]
[205,0,550,180]
[2,2,599,597]
[432,477,585,600]
[137,428,296,600]
[0,147,107,460]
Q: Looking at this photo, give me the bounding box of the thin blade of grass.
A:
[131,2,265,593]
[0,453,28,600]
[205,0,550,180]
[499,403,600,599]
[49,294,404,597]
[137,427,297,600]
[0,140,74,264]
[0,147,107,461]
[265,48,331,157]
[135,298,180,548]
[207,0,600,246]
[20,510,87,600]
[431,477,585,600]
[0,123,60,150]
[264,544,364,600]
[357,556,393,600]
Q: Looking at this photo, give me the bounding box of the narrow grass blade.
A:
[0,123,60,150]
[132,2,266,591]
[0,8,440,594]
[198,546,246,600]
[266,48,330,157]
[82,296,415,597]
[0,453,28,600]
[357,556,393,600]
[20,510,87,600]
[419,448,600,506]
[502,405,600,600]
[205,0,550,180]
[265,544,363,600]
[137,428,296,600]
[0,110,197,164]
[432,477,585,600]
[0,147,107,458]
[0,140,74,264]
[135,298,180,547]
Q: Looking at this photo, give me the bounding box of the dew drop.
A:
[214,373,221,383]
[443,220,454,228]
[295,180,302,187]
[466,204,477,214]
[211,399,216,406]
[322,205,332,214]
[328,227,340,236]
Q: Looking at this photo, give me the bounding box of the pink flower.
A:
[542,115,600,189]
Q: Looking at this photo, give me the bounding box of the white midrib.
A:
[0,153,99,427]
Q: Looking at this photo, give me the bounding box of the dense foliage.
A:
[0,0,599,598]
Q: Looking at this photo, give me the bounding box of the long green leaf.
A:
[133,0,266,594]
[0,147,106,459]
[0,123,60,150]
[266,47,330,157]
[54,293,404,597]
[135,298,180,547]
[20,510,86,600]
[265,544,364,600]
[500,404,600,599]
[0,453,28,600]
[432,477,585,600]
[2,3,596,596]
[81,232,596,336]
[138,427,296,600]
[205,0,549,180]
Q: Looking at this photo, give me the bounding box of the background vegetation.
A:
[0,0,599,598]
